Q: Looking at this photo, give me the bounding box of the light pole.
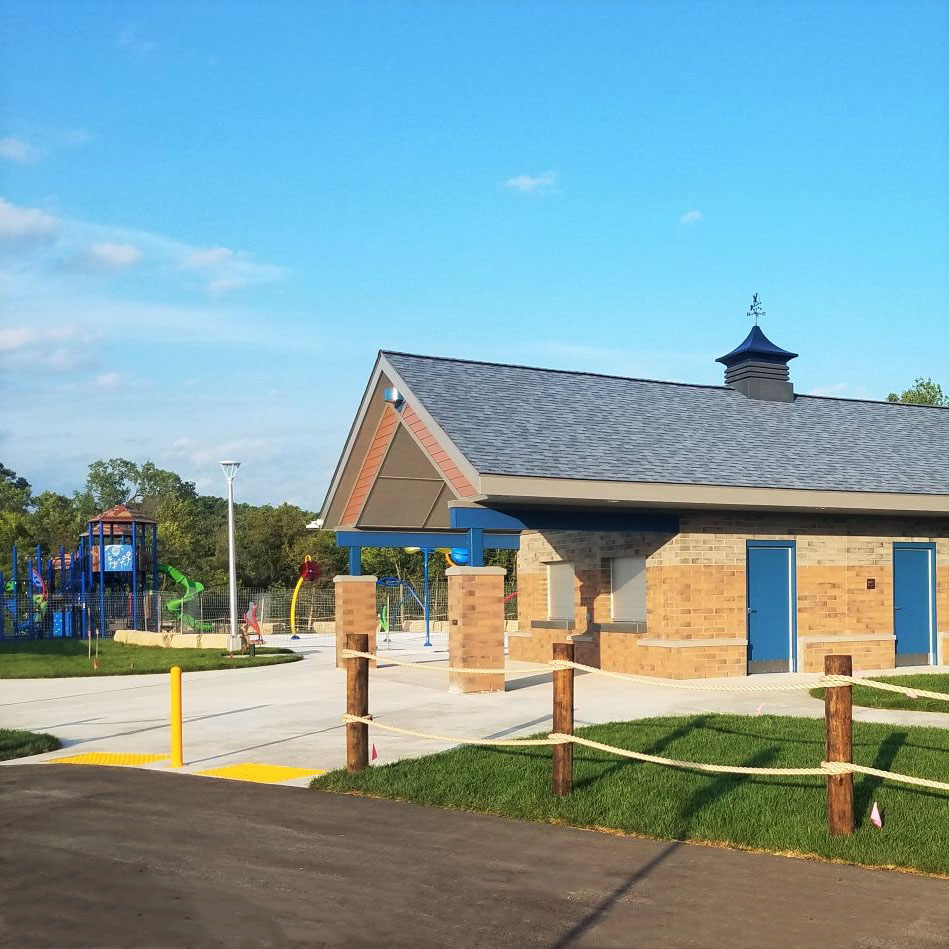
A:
[220,460,241,653]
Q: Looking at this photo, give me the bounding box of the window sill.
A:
[592,622,647,634]
[531,619,576,630]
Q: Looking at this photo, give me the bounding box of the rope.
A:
[340,649,553,676]
[342,716,949,793]
[341,651,949,703]
[554,733,826,776]
[819,675,949,704]
[562,660,819,692]
[341,714,568,746]
[821,761,949,793]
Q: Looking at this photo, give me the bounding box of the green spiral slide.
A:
[158,563,214,632]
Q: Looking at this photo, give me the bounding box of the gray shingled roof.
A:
[384,352,949,496]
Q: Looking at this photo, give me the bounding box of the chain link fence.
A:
[1,578,519,640]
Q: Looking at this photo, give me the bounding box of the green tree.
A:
[0,465,33,575]
[24,492,80,555]
[886,378,948,406]
[0,464,32,514]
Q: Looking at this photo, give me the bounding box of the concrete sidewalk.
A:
[3,765,948,948]
[3,634,948,785]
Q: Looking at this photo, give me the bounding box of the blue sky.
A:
[1,1,947,506]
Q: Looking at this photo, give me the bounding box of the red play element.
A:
[298,559,321,582]
[244,601,264,644]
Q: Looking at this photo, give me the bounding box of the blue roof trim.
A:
[716,326,798,367]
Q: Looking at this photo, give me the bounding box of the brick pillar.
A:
[334,575,378,668]
[447,566,506,694]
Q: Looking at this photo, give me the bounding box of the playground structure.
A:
[0,504,220,641]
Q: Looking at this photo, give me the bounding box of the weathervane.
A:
[747,293,765,326]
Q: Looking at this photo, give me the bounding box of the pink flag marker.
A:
[754,704,764,716]
[870,801,883,828]
[371,743,378,762]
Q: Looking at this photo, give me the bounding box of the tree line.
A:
[0,458,513,591]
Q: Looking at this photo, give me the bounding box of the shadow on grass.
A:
[572,716,712,792]
[854,730,906,827]
[671,746,779,838]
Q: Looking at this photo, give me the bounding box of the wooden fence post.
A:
[346,631,370,773]
[825,653,854,836]
[552,641,575,797]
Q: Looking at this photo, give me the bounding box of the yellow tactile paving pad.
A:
[194,763,326,783]
[49,753,170,767]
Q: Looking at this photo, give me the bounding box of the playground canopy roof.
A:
[87,504,157,527]
[321,349,949,531]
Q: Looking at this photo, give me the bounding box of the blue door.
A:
[893,544,935,666]
[746,542,796,673]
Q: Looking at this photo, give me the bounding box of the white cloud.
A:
[0,327,37,353]
[95,371,122,389]
[809,383,848,397]
[185,246,235,269]
[207,278,244,295]
[0,136,43,164]
[83,242,143,270]
[505,171,557,194]
[117,26,156,55]
[0,323,95,373]
[680,210,703,225]
[0,197,59,241]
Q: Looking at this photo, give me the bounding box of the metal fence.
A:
[0,578,519,640]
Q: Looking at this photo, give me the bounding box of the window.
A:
[611,556,646,622]
[547,562,575,620]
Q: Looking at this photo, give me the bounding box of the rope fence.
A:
[339,648,949,703]
[342,635,949,836]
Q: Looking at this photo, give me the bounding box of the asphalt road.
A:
[2,765,948,948]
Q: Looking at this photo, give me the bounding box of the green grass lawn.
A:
[312,714,949,876]
[0,727,61,760]
[810,673,949,715]
[0,638,302,678]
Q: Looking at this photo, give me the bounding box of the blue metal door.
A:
[747,543,795,673]
[893,544,935,665]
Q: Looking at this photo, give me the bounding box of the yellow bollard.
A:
[170,665,183,768]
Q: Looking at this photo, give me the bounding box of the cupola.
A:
[716,295,797,402]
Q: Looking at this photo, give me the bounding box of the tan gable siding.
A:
[402,404,478,497]
[340,406,400,526]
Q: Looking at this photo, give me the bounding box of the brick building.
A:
[320,325,948,678]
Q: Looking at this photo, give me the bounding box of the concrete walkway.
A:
[3,634,948,785]
[3,765,948,948]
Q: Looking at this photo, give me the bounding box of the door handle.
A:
[747,608,757,614]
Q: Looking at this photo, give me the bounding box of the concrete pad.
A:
[2,634,948,787]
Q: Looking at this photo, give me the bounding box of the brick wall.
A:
[447,567,506,693]
[512,513,949,678]
[333,576,378,668]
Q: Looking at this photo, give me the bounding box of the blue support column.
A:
[98,523,106,639]
[131,520,138,630]
[11,545,18,638]
[349,546,362,576]
[80,539,88,640]
[423,548,431,647]
[468,528,485,568]
[0,569,5,639]
[152,523,158,633]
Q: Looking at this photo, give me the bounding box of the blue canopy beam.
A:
[336,530,520,552]
[449,506,679,533]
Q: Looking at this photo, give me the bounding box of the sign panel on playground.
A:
[103,544,134,572]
